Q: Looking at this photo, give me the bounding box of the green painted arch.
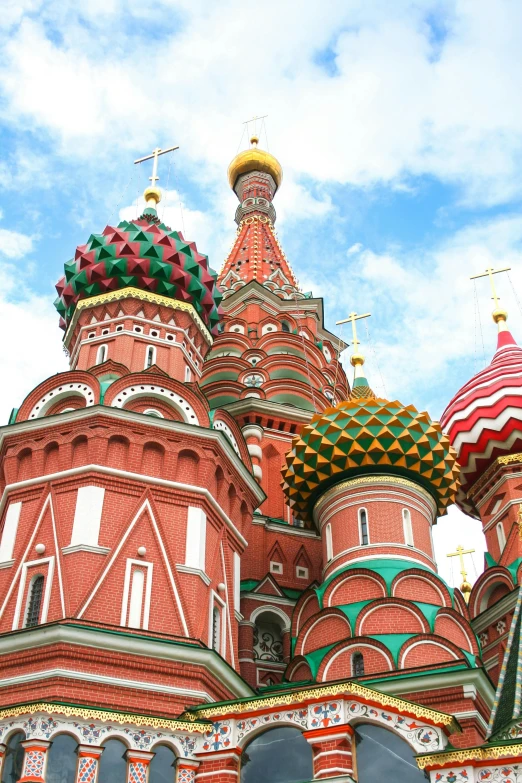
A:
[208,395,239,409]
[269,368,310,383]
[200,371,239,385]
[266,346,306,359]
[269,393,315,411]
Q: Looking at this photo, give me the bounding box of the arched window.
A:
[143,408,164,418]
[352,651,365,677]
[359,509,369,545]
[212,606,221,653]
[145,345,156,369]
[281,321,290,333]
[24,574,44,628]
[497,522,506,553]
[253,611,284,663]
[1,731,25,783]
[240,727,313,783]
[98,739,127,783]
[46,734,78,783]
[325,523,333,562]
[96,344,108,364]
[149,745,176,782]
[354,724,426,781]
[402,508,414,547]
[185,366,192,382]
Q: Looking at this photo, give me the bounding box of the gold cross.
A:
[134,145,179,188]
[447,544,475,583]
[336,312,372,353]
[242,114,268,142]
[470,265,511,309]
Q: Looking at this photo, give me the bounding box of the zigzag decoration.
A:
[54,211,223,334]
[282,397,460,525]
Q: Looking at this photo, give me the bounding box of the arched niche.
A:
[46,733,78,783]
[98,738,128,783]
[1,730,25,783]
[240,726,312,783]
[149,744,176,782]
[251,609,287,663]
[354,723,425,781]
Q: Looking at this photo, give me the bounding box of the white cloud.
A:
[0,283,68,425]
[0,1,521,204]
[0,228,33,259]
[347,243,363,255]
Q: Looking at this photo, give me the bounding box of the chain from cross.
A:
[134,145,179,188]
[336,312,372,353]
[470,265,511,309]
[447,544,475,582]
[242,114,268,140]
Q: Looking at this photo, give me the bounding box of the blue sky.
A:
[1,0,522,586]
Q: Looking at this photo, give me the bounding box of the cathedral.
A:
[1,136,522,783]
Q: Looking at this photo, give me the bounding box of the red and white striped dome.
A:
[441,328,522,516]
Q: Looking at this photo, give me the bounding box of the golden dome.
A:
[227,137,283,191]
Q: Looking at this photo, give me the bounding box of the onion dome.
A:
[227,136,283,192]
[441,313,522,515]
[54,208,223,335]
[282,359,459,526]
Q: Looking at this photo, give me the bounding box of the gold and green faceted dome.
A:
[282,395,460,526]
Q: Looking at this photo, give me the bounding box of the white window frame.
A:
[325,523,333,562]
[233,552,241,610]
[296,565,309,580]
[497,522,506,553]
[0,501,22,562]
[13,556,55,630]
[270,561,283,574]
[208,590,226,655]
[96,344,108,364]
[144,345,156,369]
[185,366,192,382]
[70,486,105,548]
[120,558,153,630]
[358,508,370,546]
[143,408,164,418]
[184,507,207,573]
[402,508,414,547]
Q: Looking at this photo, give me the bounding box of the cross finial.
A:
[242,114,268,145]
[336,311,371,366]
[470,265,511,328]
[134,145,180,207]
[447,544,475,602]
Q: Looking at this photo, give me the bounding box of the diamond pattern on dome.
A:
[54,213,223,334]
[282,397,460,525]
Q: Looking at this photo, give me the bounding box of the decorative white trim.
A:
[323,643,393,678]
[0,668,212,702]
[62,544,110,556]
[121,558,153,630]
[213,420,241,456]
[0,501,22,562]
[400,639,460,668]
[250,604,291,633]
[0,624,254,698]
[0,407,266,505]
[13,556,55,630]
[0,465,249,548]
[176,565,211,585]
[111,384,198,424]
[220,542,235,669]
[78,499,189,637]
[28,383,95,419]
[209,589,226,656]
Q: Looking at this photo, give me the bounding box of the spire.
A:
[446,544,475,603]
[470,264,517,352]
[219,137,301,299]
[336,311,375,400]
